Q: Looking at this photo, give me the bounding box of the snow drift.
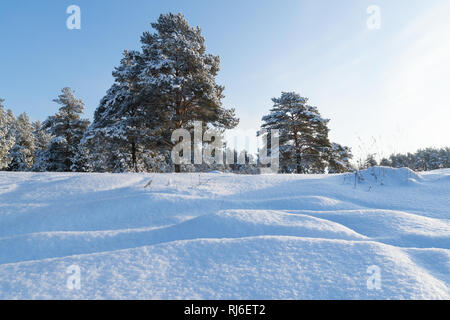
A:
[0,167,449,299]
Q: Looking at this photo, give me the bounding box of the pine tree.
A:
[83,13,239,173]
[31,120,52,172]
[328,143,353,173]
[362,154,378,169]
[260,92,332,174]
[439,147,450,169]
[379,157,391,167]
[39,88,90,172]
[32,121,51,151]
[0,99,16,170]
[8,113,35,171]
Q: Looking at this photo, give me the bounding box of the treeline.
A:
[0,88,352,174]
[1,13,448,174]
[360,148,450,171]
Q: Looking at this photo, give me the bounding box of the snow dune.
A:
[0,167,448,299]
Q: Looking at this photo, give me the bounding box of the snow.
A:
[0,167,448,299]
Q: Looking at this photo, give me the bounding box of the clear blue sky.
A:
[1,0,449,161]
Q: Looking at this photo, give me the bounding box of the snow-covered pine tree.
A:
[0,99,16,170]
[31,120,52,172]
[83,13,239,173]
[260,92,332,174]
[8,113,35,171]
[389,153,414,169]
[438,147,450,169]
[328,142,353,173]
[389,153,404,168]
[39,88,90,172]
[305,112,333,173]
[362,154,378,169]
[379,157,391,167]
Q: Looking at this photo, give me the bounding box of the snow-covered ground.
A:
[0,167,448,299]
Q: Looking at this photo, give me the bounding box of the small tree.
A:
[8,113,35,171]
[328,143,353,173]
[31,120,52,172]
[39,88,90,172]
[0,99,16,170]
[379,157,391,167]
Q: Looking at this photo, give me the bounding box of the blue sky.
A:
[1,0,449,161]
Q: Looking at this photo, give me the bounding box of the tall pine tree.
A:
[82,13,238,172]
[260,92,332,174]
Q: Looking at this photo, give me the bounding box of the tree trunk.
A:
[296,154,302,174]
